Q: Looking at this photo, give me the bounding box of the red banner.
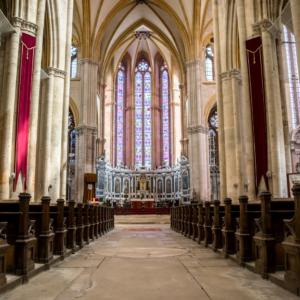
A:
[246,36,268,193]
[14,33,36,191]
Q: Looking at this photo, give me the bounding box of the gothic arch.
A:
[204,95,217,122]
[69,97,80,126]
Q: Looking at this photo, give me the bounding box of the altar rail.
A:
[115,207,170,215]
[170,184,300,296]
[0,194,114,292]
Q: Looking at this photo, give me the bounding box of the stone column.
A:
[179,84,188,157]
[172,84,181,163]
[27,0,46,200]
[258,20,287,197]
[220,72,238,200]
[60,0,74,199]
[236,0,256,199]
[230,70,244,197]
[0,20,21,199]
[213,0,226,201]
[97,83,106,157]
[50,70,67,200]
[76,125,97,202]
[290,0,300,82]
[103,78,114,162]
[186,60,209,201]
[40,68,55,197]
[75,59,98,201]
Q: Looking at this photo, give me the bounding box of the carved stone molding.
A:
[76,125,97,136]
[135,30,151,39]
[187,125,209,135]
[253,19,281,38]
[11,17,37,35]
[186,59,202,67]
[47,67,67,79]
[219,69,241,81]
[78,58,99,66]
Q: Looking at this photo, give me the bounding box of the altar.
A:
[96,156,191,206]
[130,199,155,209]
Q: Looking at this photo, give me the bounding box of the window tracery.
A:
[135,59,152,168]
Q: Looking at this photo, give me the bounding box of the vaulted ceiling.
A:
[72,0,213,74]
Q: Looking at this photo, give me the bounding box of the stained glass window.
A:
[161,68,170,166]
[283,25,300,129]
[208,108,219,201]
[135,71,143,167]
[71,46,78,78]
[144,71,152,167]
[205,44,214,81]
[135,60,152,168]
[67,109,76,200]
[116,66,125,166]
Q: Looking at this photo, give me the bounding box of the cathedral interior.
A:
[0,0,300,299]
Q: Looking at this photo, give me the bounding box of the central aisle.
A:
[2,221,298,300]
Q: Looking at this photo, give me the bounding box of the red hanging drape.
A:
[14,33,36,191]
[246,36,268,193]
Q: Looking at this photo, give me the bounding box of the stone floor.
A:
[1,222,298,300]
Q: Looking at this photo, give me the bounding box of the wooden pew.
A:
[222,198,239,257]
[197,202,205,244]
[66,200,76,251]
[191,204,198,240]
[0,222,9,286]
[282,183,300,295]
[50,199,67,257]
[75,203,84,248]
[212,200,224,251]
[0,193,36,276]
[204,201,213,247]
[29,196,54,264]
[253,192,294,278]
[83,204,90,244]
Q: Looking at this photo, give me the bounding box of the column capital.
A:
[76,125,97,135]
[252,19,281,38]
[186,59,202,67]
[11,17,38,35]
[47,67,67,78]
[219,69,241,81]
[78,58,99,66]
[187,125,209,135]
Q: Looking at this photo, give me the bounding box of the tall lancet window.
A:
[283,25,300,129]
[67,109,76,200]
[71,46,78,78]
[161,66,170,166]
[205,44,214,81]
[115,64,125,166]
[135,60,152,168]
[208,107,219,201]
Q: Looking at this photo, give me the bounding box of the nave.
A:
[1,218,297,300]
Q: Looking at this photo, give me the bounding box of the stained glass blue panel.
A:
[162,69,170,166]
[135,72,143,167]
[144,71,152,168]
[116,69,124,166]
